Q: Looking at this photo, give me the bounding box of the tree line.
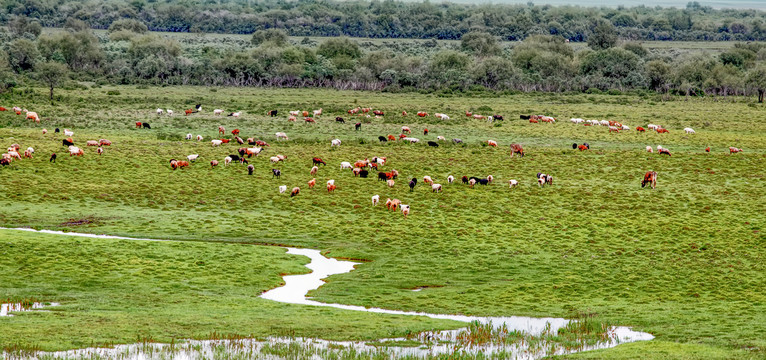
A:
[2,16,766,101]
[4,0,766,41]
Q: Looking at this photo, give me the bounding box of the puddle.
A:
[0,228,653,359]
[1,302,59,317]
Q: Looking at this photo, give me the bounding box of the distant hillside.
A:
[435,0,765,10]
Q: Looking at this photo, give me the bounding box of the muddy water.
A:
[1,228,653,359]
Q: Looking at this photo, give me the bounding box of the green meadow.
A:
[0,86,764,359]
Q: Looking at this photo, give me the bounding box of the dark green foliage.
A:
[587,20,618,50]
[460,31,502,57]
[251,28,289,46]
[108,18,148,34]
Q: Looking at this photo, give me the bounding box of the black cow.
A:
[49,153,57,163]
[409,178,417,191]
[359,170,368,178]
[248,165,254,175]
[378,172,387,181]
[335,117,345,123]
[583,143,590,149]
[272,169,281,179]
[0,158,10,166]
[62,139,74,147]
[572,143,578,149]
[462,176,469,184]
[142,122,151,129]
[478,179,489,186]
[355,122,361,131]
[427,141,439,147]
[268,110,278,117]
[452,138,463,144]
[378,136,387,142]
[54,128,60,133]
[229,154,241,162]
[520,115,531,120]
[493,115,504,121]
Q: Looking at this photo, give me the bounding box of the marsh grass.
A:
[0,86,764,359]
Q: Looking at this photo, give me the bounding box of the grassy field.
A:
[0,86,764,359]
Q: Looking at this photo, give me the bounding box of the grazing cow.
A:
[327,183,336,193]
[214,109,224,116]
[304,117,315,124]
[96,147,104,155]
[409,178,417,191]
[187,154,199,162]
[487,140,498,147]
[335,117,345,123]
[288,116,297,122]
[0,158,11,166]
[279,185,287,193]
[310,166,319,175]
[447,175,454,184]
[684,127,695,134]
[487,175,494,184]
[272,169,281,178]
[387,135,397,141]
[378,172,388,181]
[402,137,419,143]
[401,111,408,116]
[352,167,362,176]
[352,122,361,131]
[510,143,524,158]
[207,159,218,169]
[169,159,179,170]
[387,179,395,188]
[378,136,387,142]
[453,138,463,144]
[608,126,620,133]
[340,162,352,169]
[86,140,99,147]
[228,112,241,118]
[423,176,433,185]
[42,128,48,135]
[572,143,578,150]
[509,179,518,188]
[636,126,646,132]
[354,160,369,169]
[314,108,323,117]
[233,136,243,144]
[270,156,281,163]
[641,171,658,189]
[98,139,112,147]
[373,110,384,116]
[646,146,653,153]
[302,111,310,117]
[231,129,240,137]
[140,122,151,129]
[529,119,539,124]
[729,147,743,154]
[578,144,588,151]
[308,178,316,189]
[290,187,300,197]
[211,140,223,147]
[401,204,410,218]
[224,156,232,167]
[269,110,278,117]
[63,129,74,137]
[417,112,428,117]
[68,146,83,157]
[312,157,326,166]
[358,169,368,178]
[427,141,439,147]
[276,132,289,141]
[372,195,380,206]
[659,148,672,156]
[290,111,300,116]
[63,138,75,147]
[432,183,442,193]
[331,139,342,147]
[468,178,477,188]
[401,126,411,134]
[537,173,553,187]
[326,179,335,186]
[657,128,669,134]
[461,176,469,184]
[23,149,33,159]
[423,128,429,135]
[26,111,40,123]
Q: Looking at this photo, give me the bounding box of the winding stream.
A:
[1,228,653,359]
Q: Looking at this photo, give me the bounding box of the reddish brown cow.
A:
[641,171,657,189]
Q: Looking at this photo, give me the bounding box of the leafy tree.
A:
[38,31,104,71]
[8,16,42,39]
[36,61,69,100]
[470,56,518,89]
[588,20,617,50]
[746,65,766,103]
[719,48,755,69]
[646,60,671,91]
[612,14,637,27]
[251,29,289,47]
[7,39,39,72]
[460,31,502,57]
[108,19,148,34]
[580,48,640,79]
[64,18,91,32]
[317,38,362,60]
[623,42,647,57]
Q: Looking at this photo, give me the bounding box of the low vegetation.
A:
[0,86,763,359]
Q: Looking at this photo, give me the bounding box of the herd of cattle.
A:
[1,106,746,218]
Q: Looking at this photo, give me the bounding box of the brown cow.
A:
[641,171,657,189]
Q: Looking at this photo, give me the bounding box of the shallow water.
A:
[0,302,59,317]
[1,228,653,359]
